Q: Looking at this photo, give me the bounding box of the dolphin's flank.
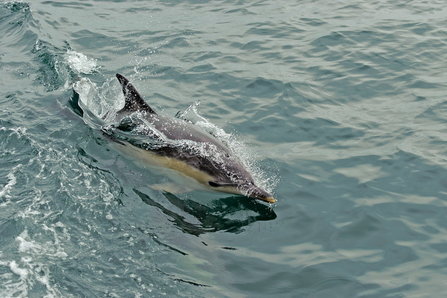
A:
[107,73,275,204]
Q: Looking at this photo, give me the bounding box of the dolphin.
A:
[104,73,275,203]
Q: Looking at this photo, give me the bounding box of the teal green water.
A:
[2,0,447,297]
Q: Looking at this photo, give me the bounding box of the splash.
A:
[73,77,123,129]
[0,170,17,200]
[0,229,68,298]
[176,101,278,195]
[65,50,99,75]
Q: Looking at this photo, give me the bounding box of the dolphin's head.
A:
[200,150,276,204]
[236,181,276,204]
[246,184,276,203]
[207,178,276,204]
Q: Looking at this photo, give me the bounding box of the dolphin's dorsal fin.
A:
[116,73,156,114]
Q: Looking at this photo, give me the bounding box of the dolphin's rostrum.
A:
[106,74,275,203]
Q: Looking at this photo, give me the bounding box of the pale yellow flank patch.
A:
[112,141,245,197]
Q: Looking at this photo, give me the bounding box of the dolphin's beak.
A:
[249,186,276,204]
[262,196,276,203]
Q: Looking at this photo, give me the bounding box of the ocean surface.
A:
[1,0,447,297]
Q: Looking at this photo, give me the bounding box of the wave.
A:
[0,2,38,51]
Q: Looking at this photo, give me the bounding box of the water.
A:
[1,0,447,297]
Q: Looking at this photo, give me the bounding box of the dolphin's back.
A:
[114,73,230,153]
[149,113,230,150]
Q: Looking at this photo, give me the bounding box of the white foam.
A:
[41,223,69,259]
[9,261,28,279]
[0,229,69,297]
[65,50,98,74]
[0,256,30,298]
[16,230,42,254]
[11,126,27,135]
[0,171,17,199]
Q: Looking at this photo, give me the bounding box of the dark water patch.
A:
[246,77,283,98]
[152,92,180,106]
[414,45,447,66]
[345,61,380,76]
[261,116,364,145]
[301,18,327,27]
[72,29,117,50]
[378,150,447,199]
[150,65,177,77]
[188,63,216,72]
[161,36,191,48]
[226,8,256,15]
[41,1,93,9]
[430,243,447,253]
[332,211,424,250]
[125,6,163,13]
[408,79,440,90]
[136,188,208,236]
[184,50,222,63]
[135,189,276,235]
[0,219,24,248]
[410,22,436,36]
[325,150,447,202]
[31,40,71,91]
[278,82,310,111]
[157,0,215,7]
[342,30,383,46]
[230,40,268,52]
[226,256,375,297]
[415,100,447,123]
[123,29,165,40]
[423,258,447,271]
[306,278,372,298]
[245,21,305,38]
[311,31,354,48]
[306,66,345,83]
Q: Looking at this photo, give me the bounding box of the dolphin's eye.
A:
[208,181,220,187]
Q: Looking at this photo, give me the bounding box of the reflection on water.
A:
[134,189,276,236]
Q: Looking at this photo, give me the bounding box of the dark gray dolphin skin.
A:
[110,73,275,203]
